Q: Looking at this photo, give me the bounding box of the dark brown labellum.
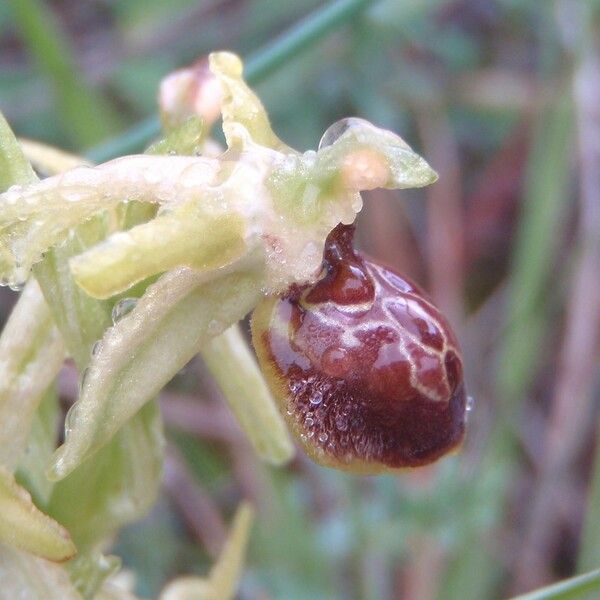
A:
[252,223,467,473]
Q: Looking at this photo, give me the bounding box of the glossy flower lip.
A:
[252,224,467,473]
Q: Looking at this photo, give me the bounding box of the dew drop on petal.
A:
[79,367,90,395]
[91,340,103,357]
[322,346,350,378]
[318,117,371,149]
[309,390,323,405]
[111,297,137,324]
[335,414,348,432]
[466,395,475,412]
[8,280,25,292]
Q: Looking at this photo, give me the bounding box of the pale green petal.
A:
[209,52,288,151]
[48,267,263,480]
[0,112,37,191]
[202,325,294,465]
[0,279,65,469]
[160,502,254,600]
[0,154,220,288]
[0,545,81,600]
[146,116,205,156]
[33,217,113,369]
[314,118,438,191]
[19,138,92,176]
[0,466,75,562]
[70,203,247,299]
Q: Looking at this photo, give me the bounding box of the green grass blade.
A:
[440,90,575,600]
[510,569,600,600]
[87,0,375,162]
[7,0,122,147]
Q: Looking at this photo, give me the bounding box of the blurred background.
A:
[0,1,599,598]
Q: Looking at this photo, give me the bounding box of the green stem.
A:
[86,0,375,162]
[509,569,600,600]
[7,0,123,147]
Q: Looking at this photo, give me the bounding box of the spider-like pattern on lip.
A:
[252,223,468,473]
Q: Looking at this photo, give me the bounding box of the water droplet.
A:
[335,415,348,432]
[111,297,137,324]
[322,346,350,377]
[79,367,90,394]
[466,395,475,412]
[318,432,329,443]
[309,390,323,405]
[305,417,314,427]
[64,404,77,435]
[318,117,371,149]
[8,280,25,292]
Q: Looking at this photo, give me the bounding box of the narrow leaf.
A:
[160,502,254,600]
[18,138,92,176]
[33,219,113,369]
[16,388,60,506]
[49,267,263,480]
[7,0,122,146]
[510,568,600,600]
[70,204,247,299]
[0,279,65,469]
[202,325,294,465]
[0,112,37,190]
[0,466,75,562]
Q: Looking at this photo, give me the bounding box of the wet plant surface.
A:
[0,2,599,600]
